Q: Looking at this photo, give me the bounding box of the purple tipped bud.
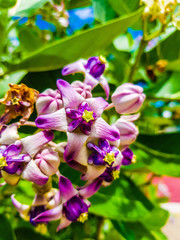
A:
[36,89,63,115]
[121,148,133,165]
[115,118,139,149]
[111,83,146,114]
[71,81,92,98]
[34,146,60,176]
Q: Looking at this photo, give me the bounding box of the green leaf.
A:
[167,59,180,72]
[18,28,43,53]
[92,0,116,23]
[0,0,16,9]
[126,133,180,177]
[154,72,180,98]
[6,8,142,72]
[15,227,51,240]
[108,0,139,15]
[67,0,91,9]
[14,0,49,17]
[0,214,16,240]
[89,175,168,229]
[0,70,27,98]
[112,221,168,240]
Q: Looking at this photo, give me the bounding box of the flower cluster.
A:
[0,56,145,231]
[140,0,177,23]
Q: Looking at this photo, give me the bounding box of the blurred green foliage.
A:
[0,0,180,239]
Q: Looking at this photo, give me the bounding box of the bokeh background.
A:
[0,0,180,239]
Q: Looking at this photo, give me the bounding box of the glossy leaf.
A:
[14,0,49,17]
[6,8,142,72]
[89,175,168,229]
[0,0,16,9]
[0,70,27,98]
[0,214,16,240]
[126,133,180,177]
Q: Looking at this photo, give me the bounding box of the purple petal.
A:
[59,176,78,203]
[98,139,110,152]
[64,132,88,162]
[86,97,108,117]
[11,194,30,216]
[99,76,110,100]
[57,215,71,231]
[87,142,104,155]
[64,196,88,221]
[57,79,84,109]
[90,63,105,78]
[21,130,54,157]
[84,73,98,89]
[85,57,99,69]
[120,113,140,122]
[88,153,105,165]
[62,59,86,76]
[33,205,63,223]
[22,160,48,185]
[66,108,82,119]
[68,119,82,132]
[6,154,30,163]
[35,108,67,131]
[90,118,120,141]
[81,165,106,181]
[3,143,22,157]
[0,124,19,145]
[78,178,103,198]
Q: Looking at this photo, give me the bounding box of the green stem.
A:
[96,217,104,240]
[128,39,147,83]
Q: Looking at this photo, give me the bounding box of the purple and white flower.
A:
[111,83,145,114]
[36,89,63,116]
[0,125,54,185]
[25,175,102,231]
[35,80,120,163]
[114,117,139,150]
[61,56,110,99]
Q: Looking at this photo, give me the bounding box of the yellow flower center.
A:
[103,152,115,165]
[12,97,20,105]
[77,212,88,223]
[132,155,136,164]
[0,156,7,168]
[112,170,120,180]
[82,110,94,123]
[99,55,106,64]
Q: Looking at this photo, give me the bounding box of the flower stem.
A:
[20,121,37,127]
[105,103,114,111]
[128,39,147,83]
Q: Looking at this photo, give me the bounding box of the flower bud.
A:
[36,89,63,115]
[34,146,60,176]
[71,81,92,98]
[115,118,139,149]
[111,83,145,114]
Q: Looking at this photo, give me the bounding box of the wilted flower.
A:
[0,83,39,125]
[140,0,177,23]
[36,89,63,116]
[61,56,110,99]
[111,83,145,114]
